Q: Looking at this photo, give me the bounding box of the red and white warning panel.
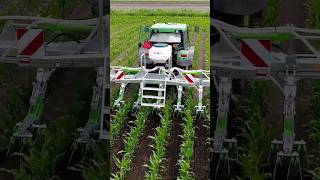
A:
[241,39,272,77]
[184,74,196,84]
[16,28,45,64]
[115,69,125,81]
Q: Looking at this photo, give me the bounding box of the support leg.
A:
[282,75,296,154]
[174,86,184,111]
[196,85,205,112]
[114,83,127,107]
[213,77,232,152]
[134,82,143,108]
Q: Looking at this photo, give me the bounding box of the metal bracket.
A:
[174,86,184,111]
[213,77,235,153]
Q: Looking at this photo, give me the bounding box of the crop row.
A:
[177,91,196,180]
[110,101,134,145]
[144,98,173,180]
[237,81,271,179]
[111,107,151,180]
[305,0,320,178]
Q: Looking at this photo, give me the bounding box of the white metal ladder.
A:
[140,76,167,108]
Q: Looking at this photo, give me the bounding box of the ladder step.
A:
[141,103,165,108]
[142,95,165,99]
[142,87,165,91]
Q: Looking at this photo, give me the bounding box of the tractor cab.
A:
[138,23,194,69]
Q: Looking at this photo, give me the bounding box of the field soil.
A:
[124,114,160,180]
[160,116,183,180]
[110,117,132,172]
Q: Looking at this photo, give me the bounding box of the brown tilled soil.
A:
[192,116,209,180]
[110,122,132,172]
[124,114,160,180]
[160,116,183,180]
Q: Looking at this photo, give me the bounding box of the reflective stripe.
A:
[115,70,125,80]
[241,39,272,68]
[16,29,44,57]
[184,74,195,84]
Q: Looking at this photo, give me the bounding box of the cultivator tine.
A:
[214,149,231,179]
[273,154,281,180]
[223,152,231,176]
[17,137,30,167]
[297,156,302,180]
[69,142,78,164]
[81,144,90,163]
[287,155,293,180]
[226,138,238,160]
[6,136,16,156]
[214,157,221,180]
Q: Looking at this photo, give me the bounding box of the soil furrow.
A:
[192,116,209,180]
[160,116,183,180]
[124,114,160,180]
[110,120,133,173]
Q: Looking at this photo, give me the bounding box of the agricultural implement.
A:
[111,22,209,112]
[211,18,320,179]
[0,1,109,161]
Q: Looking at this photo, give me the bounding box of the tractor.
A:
[111,22,209,112]
[138,22,197,69]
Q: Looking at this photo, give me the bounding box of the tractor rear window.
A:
[150,33,181,43]
[153,43,168,48]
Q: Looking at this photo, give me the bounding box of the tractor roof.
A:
[151,23,187,33]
